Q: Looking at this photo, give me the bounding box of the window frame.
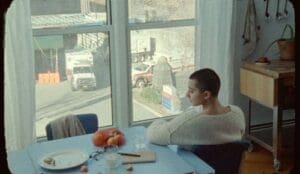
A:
[33,0,201,137]
[126,0,200,126]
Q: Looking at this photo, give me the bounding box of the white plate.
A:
[38,149,88,170]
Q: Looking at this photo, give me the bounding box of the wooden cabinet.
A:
[240,60,295,171]
[240,68,277,107]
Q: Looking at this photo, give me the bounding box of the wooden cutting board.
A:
[121,151,156,164]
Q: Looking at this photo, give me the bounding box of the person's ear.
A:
[203,91,212,100]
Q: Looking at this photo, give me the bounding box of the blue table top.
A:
[8,126,214,174]
[7,149,36,173]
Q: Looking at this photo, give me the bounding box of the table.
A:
[7,149,36,173]
[240,60,295,171]
[8,126,214,174]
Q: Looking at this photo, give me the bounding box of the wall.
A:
[233,0,295,125]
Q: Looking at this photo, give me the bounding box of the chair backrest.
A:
[46,113,98,140]
[193,140,250,174]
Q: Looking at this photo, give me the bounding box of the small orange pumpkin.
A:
[92,128,125,147]
[92,130,108,147]
[107,134,125,146]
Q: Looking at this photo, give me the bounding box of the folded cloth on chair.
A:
[50,115,86,139]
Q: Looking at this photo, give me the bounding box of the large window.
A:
[128,0,196,122]
[33,0,198,138]
[33,0,112,137]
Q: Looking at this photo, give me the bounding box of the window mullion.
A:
[106,0,112,25]
[32,25,112,36]
[195,0,201,68]
[128,19,196,30]
[110,0,131,128]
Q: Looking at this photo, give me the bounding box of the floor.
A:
[240,143,294,174]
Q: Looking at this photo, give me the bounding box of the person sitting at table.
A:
[146,68,245,149]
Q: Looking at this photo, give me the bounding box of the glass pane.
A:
[31,0,107,28]
[34,32,112,138]
[130,27,195,121]
[128,0,195,23]
[32,0,111,138]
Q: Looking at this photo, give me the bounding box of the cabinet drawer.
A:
[240,68,277,107]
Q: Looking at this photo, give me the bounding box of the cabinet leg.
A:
[273,158,281,171]
[247,100,252,135]
[247,141,254,152]
[272,106,283,171]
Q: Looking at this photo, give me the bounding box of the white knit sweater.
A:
[146,105,245,146]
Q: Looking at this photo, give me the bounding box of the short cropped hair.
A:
[189,68,221,97]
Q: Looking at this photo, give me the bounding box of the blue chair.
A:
[46,113,99,140]
[191,140,251,174]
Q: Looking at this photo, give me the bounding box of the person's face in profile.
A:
[186,79,206,106]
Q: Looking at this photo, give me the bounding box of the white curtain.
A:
[196,0,236,105]
[4,0,36,152]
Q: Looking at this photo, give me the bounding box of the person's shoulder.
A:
[173,107,201,121]
[229,105,244,116]
[184,106,202,116]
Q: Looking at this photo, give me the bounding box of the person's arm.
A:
[146,119,172,145]
[231,105,246,136]
[146,109,198,146]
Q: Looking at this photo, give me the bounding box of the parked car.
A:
[131,62,154,88]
